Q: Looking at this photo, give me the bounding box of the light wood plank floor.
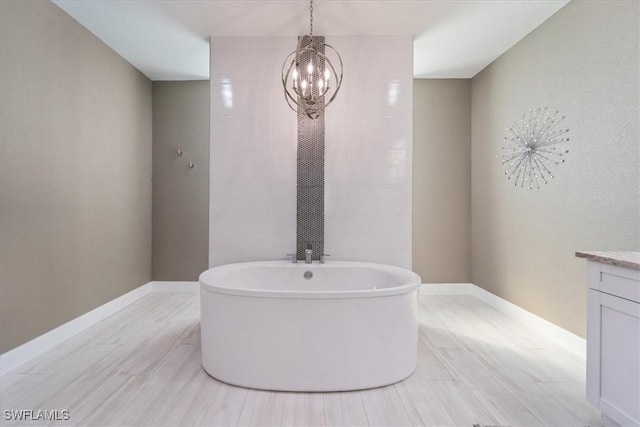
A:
[1,292,602,427]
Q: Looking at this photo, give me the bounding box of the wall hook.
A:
[189,161,195,169]
[177,148,183,156]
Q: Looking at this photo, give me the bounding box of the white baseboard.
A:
[1,281,201,376]
[152,281,199,292]
[421,283,586,359]
[419,283,476,295]
[1,282,153,376]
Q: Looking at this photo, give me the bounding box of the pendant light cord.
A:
[309,0,313,37]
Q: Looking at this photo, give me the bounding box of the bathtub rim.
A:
[199,260,421,300]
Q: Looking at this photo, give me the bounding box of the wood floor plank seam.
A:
[0,293,601,427]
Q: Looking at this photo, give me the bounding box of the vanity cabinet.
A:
[577,252,640,427]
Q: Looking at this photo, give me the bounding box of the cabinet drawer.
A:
[588,261,640,303]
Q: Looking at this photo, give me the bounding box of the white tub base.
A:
[200,261,420,392]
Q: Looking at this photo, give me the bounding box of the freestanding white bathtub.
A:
[199,260,421,392]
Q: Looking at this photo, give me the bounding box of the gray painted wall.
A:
[413,80,471,283]
[152,81,210,281]
[470,0,639,337]
[0,0,152,353]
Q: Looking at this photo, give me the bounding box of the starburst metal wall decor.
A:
[500,108,570,189]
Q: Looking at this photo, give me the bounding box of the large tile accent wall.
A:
[325,37,413,268]
[210,36,412,268]
[210,38,298,266]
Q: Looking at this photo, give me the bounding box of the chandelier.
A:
[281,0,343,119]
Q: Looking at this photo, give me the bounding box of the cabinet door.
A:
[587,289,640,427]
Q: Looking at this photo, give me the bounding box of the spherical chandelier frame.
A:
[281,1,343,119]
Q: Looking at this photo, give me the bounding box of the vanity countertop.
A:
[575,251,640,270]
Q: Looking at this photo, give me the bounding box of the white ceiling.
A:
[52,0,569,81]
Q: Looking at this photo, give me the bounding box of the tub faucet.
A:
[305,243,313,264]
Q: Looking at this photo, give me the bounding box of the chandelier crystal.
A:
[282,0,343,119]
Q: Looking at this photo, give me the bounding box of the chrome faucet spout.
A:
[305,244,313,264]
